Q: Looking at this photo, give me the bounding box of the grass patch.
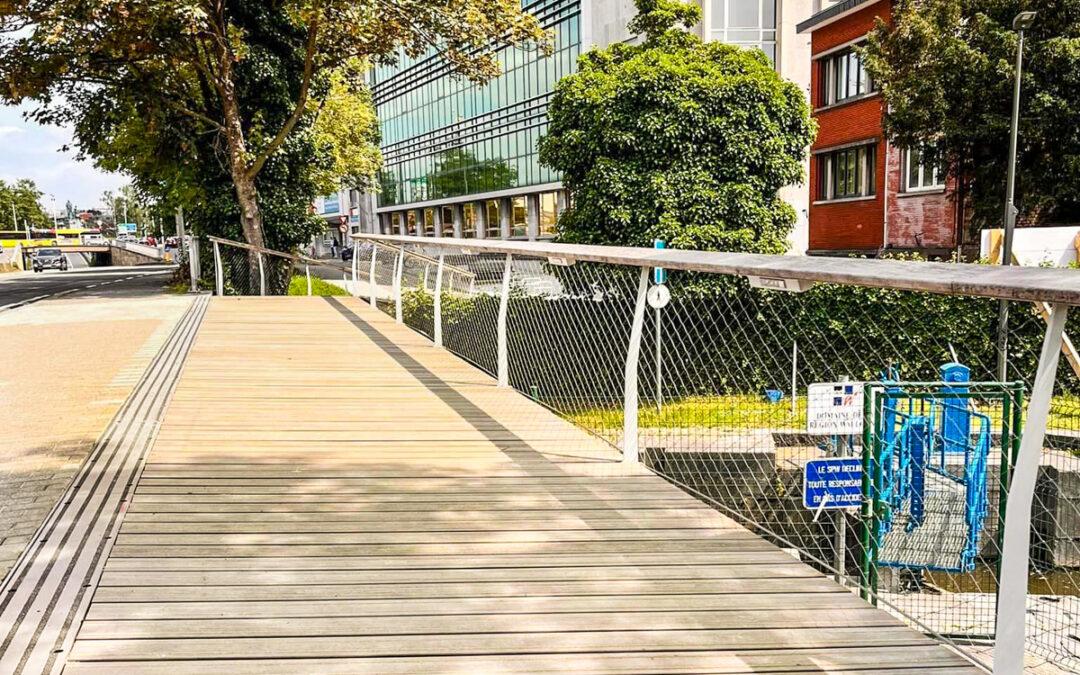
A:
[568,394,807,431]
[288,275,349,297]
[566,392,1080,436]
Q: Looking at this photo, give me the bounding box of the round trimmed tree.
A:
[539,0,815,253]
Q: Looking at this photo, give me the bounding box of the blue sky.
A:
[0,104,126,215]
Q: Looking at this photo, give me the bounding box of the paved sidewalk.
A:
[0,292,193,581]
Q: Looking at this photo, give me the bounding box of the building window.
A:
[423,208,436,236]
[486,200,501,238]
[903,147,945,192]
[510,197,527,238]
[462,204,477,238]
[406,210,417,235]
[820,48,875,106]
[441,206,455,236]
[817,144,876,201]
[539,192,558,237]
[391,212,403,235]
[711,0,777,64]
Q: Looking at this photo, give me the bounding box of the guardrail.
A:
[353,233,1080,675]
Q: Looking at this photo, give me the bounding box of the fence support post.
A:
[257,252,266,296]
[433,254,445,347]
[993,302,1069,675]
[188,237,200,293]
[212,240,223,296]
[369,245,378,308]
[496,253,513,388]
[394,245,404,323]
[622,267,650,464]
[351,244,359,297]
[305,265,312,296]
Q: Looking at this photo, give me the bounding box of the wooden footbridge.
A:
[1,296,981,674]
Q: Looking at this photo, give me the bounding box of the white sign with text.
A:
[807,382,864,435]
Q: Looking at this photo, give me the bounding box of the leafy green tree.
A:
[863,0,1080,229]
[0,179,51,230]
[0,0,547,250]
[539,0,815,253]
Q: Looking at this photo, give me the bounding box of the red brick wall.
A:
[884,145,959,250]
[807,1,890,253]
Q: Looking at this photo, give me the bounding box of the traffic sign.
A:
[807,381,864,434]
[803,458,863,510]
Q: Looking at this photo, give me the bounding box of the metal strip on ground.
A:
[0,294,209,675]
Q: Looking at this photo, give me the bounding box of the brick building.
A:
[797,0,963,257]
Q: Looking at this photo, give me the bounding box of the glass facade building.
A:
[372,0,580,212]
[365,0,810,243]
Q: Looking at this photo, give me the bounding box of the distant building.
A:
[798,0,963,257]
[353,0,814,250]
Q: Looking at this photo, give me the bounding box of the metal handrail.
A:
[208,235,474,278]
[354,233,1080,305]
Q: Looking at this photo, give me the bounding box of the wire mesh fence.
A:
[352,236,1080,674]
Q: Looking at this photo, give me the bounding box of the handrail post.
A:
[305,265,312,296]
[394,245,404,323]
[496,253,513,387]
[994,302,1069,674]
[433,253,445,347]
[257,252,266,296]
[369,244,378,308]
[212,240,223,296]
[188,237,200,293]
[351,242,359,297]
[622,267,650,464]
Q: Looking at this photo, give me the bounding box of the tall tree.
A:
[0,179,51,230]
[863,0,1080,230]
[538,0,814,253]
[0,0,548,249]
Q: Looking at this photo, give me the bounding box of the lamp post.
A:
[996,10,1037,382]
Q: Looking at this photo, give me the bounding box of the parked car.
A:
[81,233,106,245]
[341,245,354,262]
[32,248,68,272]
[116,233,137,243]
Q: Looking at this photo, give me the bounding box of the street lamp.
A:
[996,10,1036,382]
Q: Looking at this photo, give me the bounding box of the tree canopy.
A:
[0,0,548,249]
[538,0,815,253]
[0,179,51,230]
[863,0,1080,229]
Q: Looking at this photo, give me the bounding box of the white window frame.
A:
[820,48,875,107]
[817,143,876,202]
[903,147,946,192]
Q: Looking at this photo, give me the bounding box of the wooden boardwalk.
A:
[62,297,979,674]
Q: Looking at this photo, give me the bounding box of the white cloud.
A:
[0,104,127,210]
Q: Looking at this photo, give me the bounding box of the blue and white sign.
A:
[807,381,864,434]
[653,238,667,285]
[803,458,863,510]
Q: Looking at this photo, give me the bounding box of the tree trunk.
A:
[219,73,267,294]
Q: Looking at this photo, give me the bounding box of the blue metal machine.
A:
[873,362,993,573]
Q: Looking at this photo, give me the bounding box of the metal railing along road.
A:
[348,233,1080,675]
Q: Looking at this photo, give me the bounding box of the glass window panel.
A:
[511,196,527,238]
[729,0,759,28]
[539,192,557,236]
[486,200,501,238]
[462,204,476,238]
[762,0,776,29]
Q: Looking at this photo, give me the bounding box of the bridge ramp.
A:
[59,297,977,674]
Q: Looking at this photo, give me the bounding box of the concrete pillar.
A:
[499,198,511,240]
[475,202,487,239]
[433,206,443,237]
[415,208,426,237]
[526,193,540,241]
[452,204,463,238]
[556,190,569,216]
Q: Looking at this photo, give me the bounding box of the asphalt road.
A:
[0,261,177,311]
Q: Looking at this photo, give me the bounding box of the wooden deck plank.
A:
[64,297,979,673]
